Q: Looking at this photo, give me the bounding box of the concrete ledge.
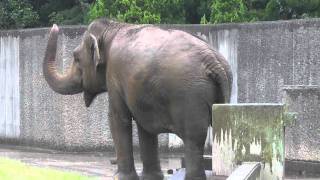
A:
[227,162,261,180]
[285,160,320,178]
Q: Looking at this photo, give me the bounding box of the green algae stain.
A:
[212,104,285,172]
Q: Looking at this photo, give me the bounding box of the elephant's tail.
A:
[202,50,233,103]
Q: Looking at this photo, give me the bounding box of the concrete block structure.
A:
[282,86,320,161]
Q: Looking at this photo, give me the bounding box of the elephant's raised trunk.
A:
[43,24,82,95]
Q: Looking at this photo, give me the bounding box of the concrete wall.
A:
[18,27,116,150]
[283,86,320,161]
[0,35,20,139]
[0,19,319,159]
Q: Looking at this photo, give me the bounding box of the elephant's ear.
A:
[89,34,104,69]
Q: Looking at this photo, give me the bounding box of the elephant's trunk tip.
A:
[51,24,59,33]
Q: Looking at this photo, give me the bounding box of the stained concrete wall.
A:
[283,86,320,161]
[17,27,115,150]
[236,21,320,103]
[0,35,20,139]
[0,19,319,159]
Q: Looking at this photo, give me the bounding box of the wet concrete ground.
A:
[0,145,318,180]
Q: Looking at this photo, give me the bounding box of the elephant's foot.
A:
[113,171,139,180]
[140,170,164,180]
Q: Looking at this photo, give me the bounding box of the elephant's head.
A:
[43,23,107,107]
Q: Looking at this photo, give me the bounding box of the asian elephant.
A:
[43,19,232,180]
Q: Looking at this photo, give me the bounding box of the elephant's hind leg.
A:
[109,92,139,180]
[184,137,206,180]
[137,124,164,180]
[182,113,209,180]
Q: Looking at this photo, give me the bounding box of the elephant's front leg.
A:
[109,95,138,180]
[137,124,164,180]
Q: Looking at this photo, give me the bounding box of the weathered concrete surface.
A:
[212,104,286,179]
[18,27,116,150]
[282,85,320,161]
[0,36,20,139]
[234,20,320,103]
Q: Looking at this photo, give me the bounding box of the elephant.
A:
[43,19,232,180]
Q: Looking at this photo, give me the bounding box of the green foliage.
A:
[48,12,64,25]
[86,0,106,22]
[86,0,185,24]
[243,0,268,21]
[263,0,283,20]
[110,0,161,23]
[157,0,185,24]
[2,0,320,29]
[39,0,89,26]
[0,0,39,29]
[200,14,209,24]
[286,0,320,16]
[285,0,320,19]
[49,6,88,25]
[210,0,248,23]
[196,0,213,23]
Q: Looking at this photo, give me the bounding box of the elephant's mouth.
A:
[84,91,97,107]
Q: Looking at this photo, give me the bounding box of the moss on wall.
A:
[212,104,285,172]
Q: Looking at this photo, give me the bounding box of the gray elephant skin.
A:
[43,19,232,180]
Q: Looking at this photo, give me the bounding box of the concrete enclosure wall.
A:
[0,19,319,161]
[0,36,20,139]
[17,27,116,150]
[283,86,320,161]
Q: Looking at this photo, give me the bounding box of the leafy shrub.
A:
[210,0,248,24]
[0,0,39,29]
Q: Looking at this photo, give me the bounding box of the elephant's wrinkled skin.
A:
[43,19,232,180]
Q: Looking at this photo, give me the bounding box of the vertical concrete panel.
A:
[238,24,293,103]
[216,29,238,103]
[18,28,115,150]
[0,36,20,139]
[293,26,320,85]
[283,86,320,161]
[308,27,320,85]
[293,26,311,85]
[19,32,66,147]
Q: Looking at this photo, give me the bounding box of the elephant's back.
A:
[106,26,227,134]
[110,25,210,59]
[108,25,221,101]
[108,26,214,79]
